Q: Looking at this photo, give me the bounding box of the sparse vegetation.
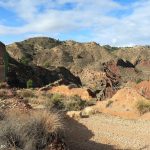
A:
[0,111,5,121]
[136,100,150,114]
[20,56,30,65]
[18,89,35,98]
[106,100,113,108]
[136,78,143,84]
[26,79,33,88]
[45,94,89,111]
[43,62,50,68]
[65,95,88,111]
[0,110,64,150]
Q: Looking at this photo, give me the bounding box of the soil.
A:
[65,114,150,150]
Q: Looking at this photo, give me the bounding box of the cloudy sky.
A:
[0,0,150,46]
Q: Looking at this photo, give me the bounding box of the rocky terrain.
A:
[0,37,150,150]
[65,114,150,150]
[6,37,150,100]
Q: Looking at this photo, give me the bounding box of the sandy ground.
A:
[65,114,150,150]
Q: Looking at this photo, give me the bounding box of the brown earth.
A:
[65,114,150,150]
[95,87,150,119]
[6,37,150,100]
[135,80,150,100]
[49,85,93,100]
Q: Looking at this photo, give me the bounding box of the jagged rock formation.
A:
[5,37,150,100]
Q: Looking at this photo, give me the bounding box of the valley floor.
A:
[65,114,150,150]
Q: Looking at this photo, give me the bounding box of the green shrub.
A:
[20,56,30,65]
[26,79,33,88]
[136,100,150,114]
[43,62,50,68]
[136,78,143,84]
[45,94,65,110]
[65,95,87,111]
[45,94,88,111]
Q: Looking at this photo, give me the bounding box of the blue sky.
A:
[0,0,150,46]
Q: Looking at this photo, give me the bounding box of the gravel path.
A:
[65,114,150,150]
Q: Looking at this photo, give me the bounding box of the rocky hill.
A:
[4,37,150,99]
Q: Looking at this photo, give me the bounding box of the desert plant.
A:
[0,111,5,121]
[26,79,33,88]
[0,89,8,100]
[136,78,143,84]
[43,62,50,68]
[18,89,35,98]
[136,100,150,114]
[0,110,63,150]
[20,56,30,65]
[45,94,65,110]
[106,100,113,108]
[45,94,88,111]
[64,95,87,111]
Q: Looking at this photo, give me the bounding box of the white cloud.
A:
[0,0,150,46]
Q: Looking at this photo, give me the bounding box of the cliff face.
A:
[0,42,7,82]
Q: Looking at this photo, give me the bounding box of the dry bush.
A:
[136,100,150,114]
[0,89,8,100]
[45,94,88,111]
[0,110,64,150]
[0,111,5,121]
[64,95,88,111]
[106,100,113,108]
[17,89,35,98]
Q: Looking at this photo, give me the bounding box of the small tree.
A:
[26,79,33,88]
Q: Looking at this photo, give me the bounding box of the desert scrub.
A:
[0,111,5,121]
[106,100,113,108]
[136,100,150,114]
[65,95,88,111]
[26,79,33,88]
[45,94,89,111]
[17,89,35,98]
[20,56,30,65]
[136,78,143,84]
[45,93,65,110]
[0,89,8,100]
[0,110,64,150]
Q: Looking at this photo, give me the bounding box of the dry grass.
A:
[0,109,63,150]
[106,100,113,108]
[0,111,5,121]
[17,89,35,98]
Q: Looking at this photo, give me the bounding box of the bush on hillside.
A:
[26,79,33,88]
[45,94,88,111]
[17,89,35,98]
[136,78,143,84]
[20,56,30,65]
[136,100,150,114]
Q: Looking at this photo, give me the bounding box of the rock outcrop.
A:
[5,37,150,100]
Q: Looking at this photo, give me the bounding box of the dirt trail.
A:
[65,114,150,150]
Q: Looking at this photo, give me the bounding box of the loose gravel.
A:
[65,114,150,150]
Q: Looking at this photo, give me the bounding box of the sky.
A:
[0,0,150,46]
